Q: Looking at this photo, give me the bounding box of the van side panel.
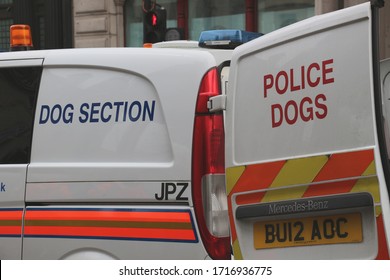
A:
[34,67,172,164]
[28,49,215,182]
[23,48,217,259]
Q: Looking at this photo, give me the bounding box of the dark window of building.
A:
[7,0,72,50]
[0,0,13,51]
[0,66,42,164]
[258,0,314,33]
[32,0,45,49]
[0,18,12,50]
[188,0,245,40]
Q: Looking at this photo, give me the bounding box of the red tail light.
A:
[192,67,231,259]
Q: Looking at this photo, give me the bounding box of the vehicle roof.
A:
[153,40,233,65]
[0,47,222,68]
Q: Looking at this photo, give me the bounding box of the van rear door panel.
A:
[226,3,389,259]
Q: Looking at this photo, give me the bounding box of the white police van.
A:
[2,2,390,260]
[0,25,260,259]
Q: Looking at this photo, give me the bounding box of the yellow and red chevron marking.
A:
[0,208,23,237]
[226,149,389,259]
[24,208,198,243]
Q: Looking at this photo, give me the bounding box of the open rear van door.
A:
[225,2,390,259]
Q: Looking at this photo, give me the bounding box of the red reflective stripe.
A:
[26,210,191,223]
[313,150,374,182]
[304,150,374,197]
[303,179,358,197]
[0,210,23,236]
[0,226,22,235]
[227,199,237,241]
[376,215,390,259]
[24,226,196,240]
[232,160,286,194]
[0,211,23,219]
[24,209,196,241]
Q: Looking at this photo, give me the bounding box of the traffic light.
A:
[143,6,166,44]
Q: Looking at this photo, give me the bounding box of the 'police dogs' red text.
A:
[263,59,334,128]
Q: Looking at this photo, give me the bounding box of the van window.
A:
[0,66,42,164]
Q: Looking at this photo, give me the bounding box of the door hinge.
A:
[207,95,226,112]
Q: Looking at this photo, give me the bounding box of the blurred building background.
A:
[0,0,389,59]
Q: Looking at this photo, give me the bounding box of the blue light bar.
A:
[198,30,263,49]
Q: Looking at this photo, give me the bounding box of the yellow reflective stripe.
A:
[262,185,308,203]
[375,206,383,217]
[232,239,243,260]
[362,160,376,176]
[262,155,328,202]
[269,156,328,188]
[351,177,380,203]
[351,161,381,216]
[226,166,245,195]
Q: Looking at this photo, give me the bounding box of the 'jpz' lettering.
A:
[155,182,189,201]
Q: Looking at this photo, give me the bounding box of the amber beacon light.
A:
[10,24,33,51]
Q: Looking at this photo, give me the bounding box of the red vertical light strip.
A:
[245,0,257,32]
[177,0,188,39]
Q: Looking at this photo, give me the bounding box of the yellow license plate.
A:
[254,213,363,249]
